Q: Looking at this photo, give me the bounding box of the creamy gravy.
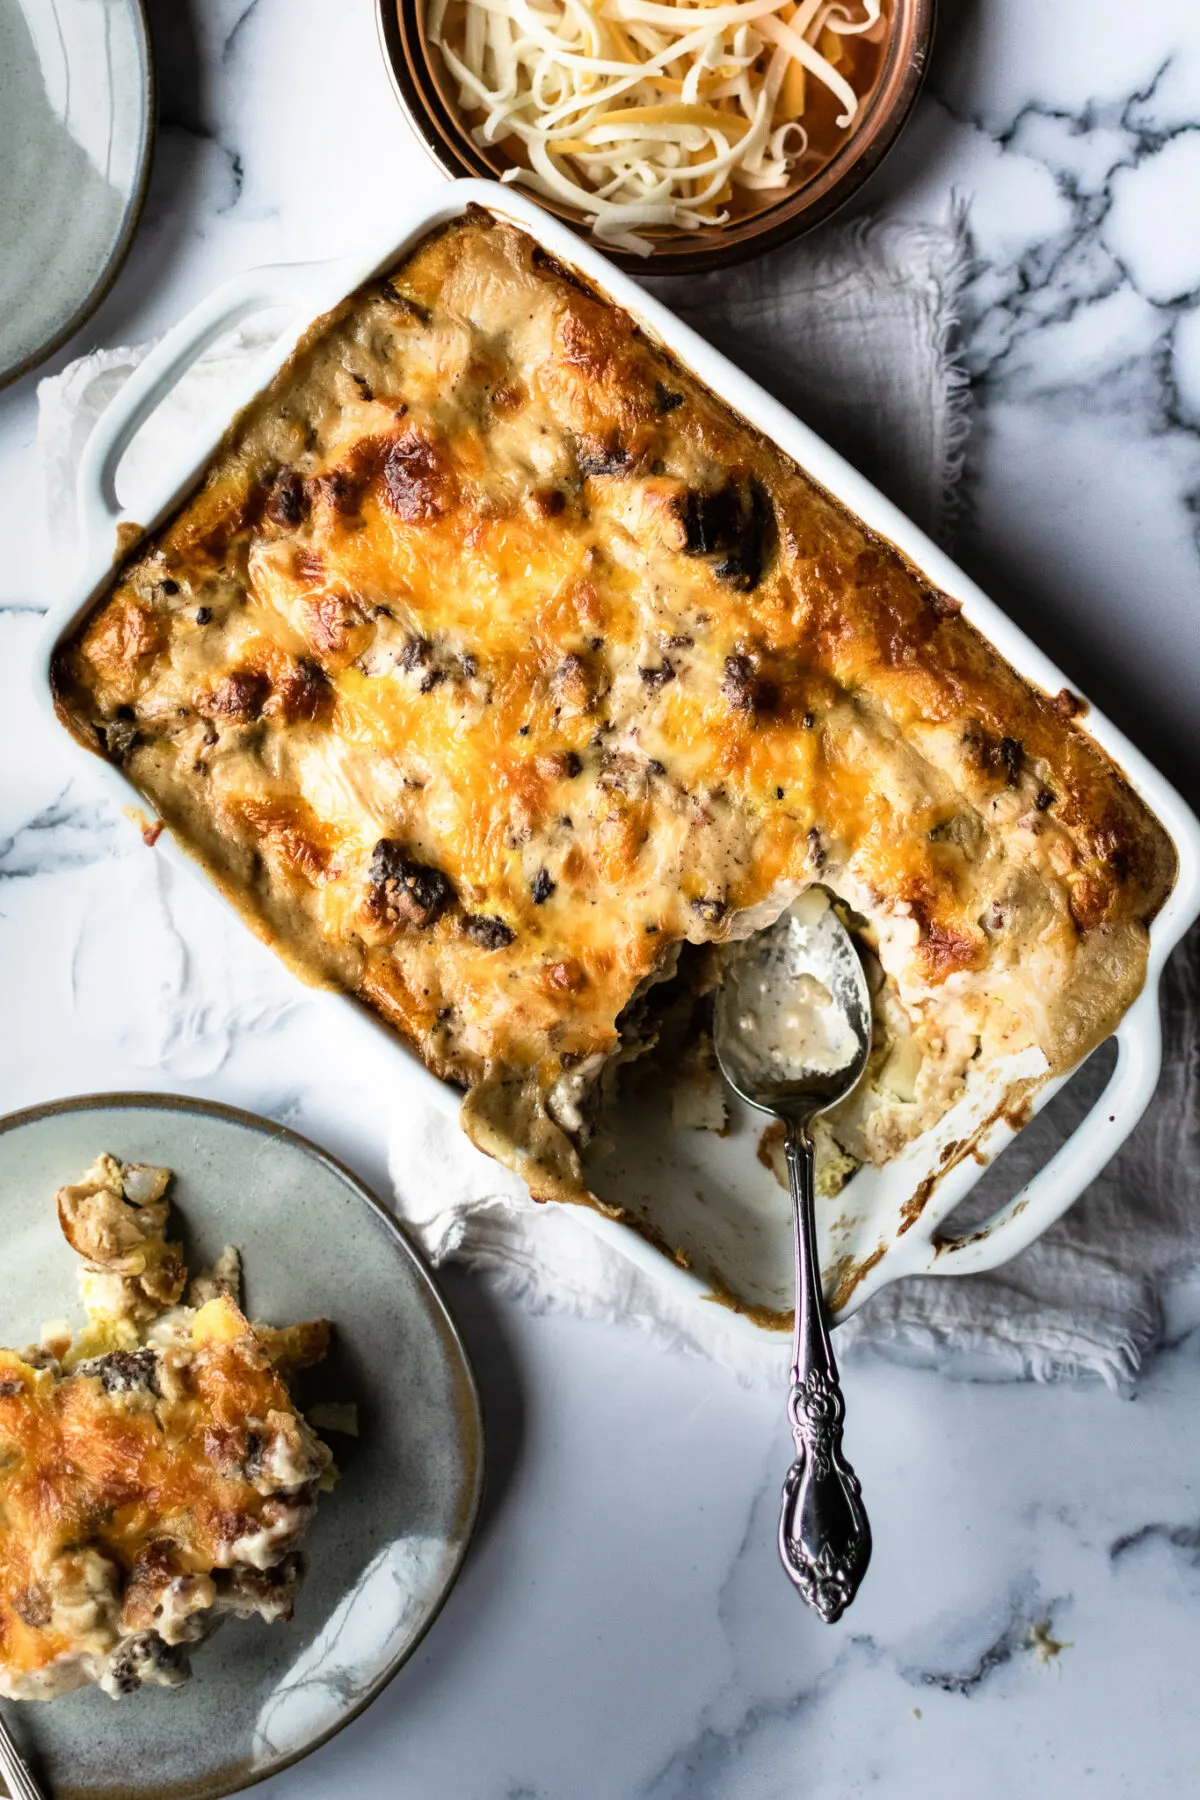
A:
[726,891,861,1082]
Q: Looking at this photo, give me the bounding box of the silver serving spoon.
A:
[713,888,873,1623]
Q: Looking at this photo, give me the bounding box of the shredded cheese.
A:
[429,0,886,254]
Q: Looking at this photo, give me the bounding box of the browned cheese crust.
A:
[53,209,1178,1204]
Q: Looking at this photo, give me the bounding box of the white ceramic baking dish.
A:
[36,179,1200,1336]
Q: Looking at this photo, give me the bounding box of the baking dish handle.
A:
[75,257,349,560]
[911,993,1162,1276]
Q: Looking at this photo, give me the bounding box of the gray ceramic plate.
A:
[0,0,154,390]
[0,1094,484,1799]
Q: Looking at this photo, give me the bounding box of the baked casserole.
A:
[0,1155,333,1701]
[52,208,1177,1232]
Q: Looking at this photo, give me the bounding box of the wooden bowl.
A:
[376,0,936,275]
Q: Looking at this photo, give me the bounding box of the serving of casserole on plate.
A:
[0,1094,483,1799]
[0,1151,333,1704]
[42,183,1200,1328]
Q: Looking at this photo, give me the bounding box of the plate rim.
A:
[0,1087,487,1800]
[0,0,157,393]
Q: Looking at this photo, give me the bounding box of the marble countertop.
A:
[1,1,1199,1794]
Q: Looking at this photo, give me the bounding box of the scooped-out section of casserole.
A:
[51,208,1177,1261]
[0,1155,334,1701]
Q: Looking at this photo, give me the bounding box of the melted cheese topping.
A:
[0,1298,325,1697]
[0,1158,331,1701]
[52,210,1177,1206]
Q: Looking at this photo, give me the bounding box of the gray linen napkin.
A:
[844,940,1197,1385]
[644,214,971,543]
[40,215,1200,1388]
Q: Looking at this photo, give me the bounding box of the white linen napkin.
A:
[39,216,1200,1389]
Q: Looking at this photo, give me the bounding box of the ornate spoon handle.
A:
[777,1118,871,1623]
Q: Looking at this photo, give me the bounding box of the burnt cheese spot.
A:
[268,658,332,724]
[380,428,452,523]
[198,670,271,722]
[311,468,362,516]
[529,485,567,518]
[682,478,775,590]
[918,918,982,979]
[531,868,556,905]
[301,590,370,660]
